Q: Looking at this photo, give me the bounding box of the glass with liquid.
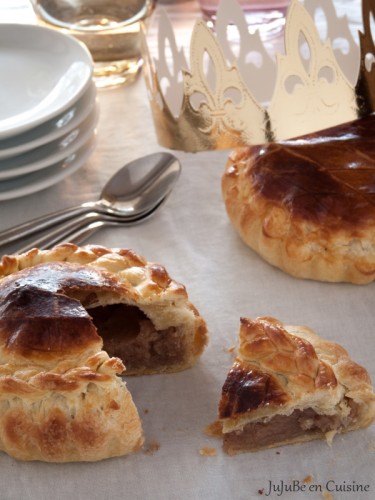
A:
[31,0,157,88]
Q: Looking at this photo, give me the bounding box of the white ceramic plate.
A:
[0,104,99,180]
[0,135,96,201]
[0,23,93,139]
[0,81,97,160]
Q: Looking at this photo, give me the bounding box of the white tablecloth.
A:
[0,1,373,499]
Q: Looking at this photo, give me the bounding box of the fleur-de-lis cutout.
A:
[269,0,356,140]
[356,0,375,115]
[215,0,277,104]
[183,19,266,149]
[304,0,360,85]
[150,9,188,118]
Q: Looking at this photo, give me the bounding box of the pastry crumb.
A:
[143,440,160,455]
[199,447,217,457]
[204,420,223,437]
[303,475,314,484]
[143,408,149,414]
[257,488,264,495]
[322,491,334,500]
[224,345,236,353]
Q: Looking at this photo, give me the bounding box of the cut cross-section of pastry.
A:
[212,317,375,455]
[0,244,208,462]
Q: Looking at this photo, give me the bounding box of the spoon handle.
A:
[15,197,168,253]
[49,218,146,248]
[55,221,113,247]
[57,204,164,246]
[15,212,104,254]
[0,203,97,248]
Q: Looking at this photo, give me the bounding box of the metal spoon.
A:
[0,152,181,248]
[16,197,167,253]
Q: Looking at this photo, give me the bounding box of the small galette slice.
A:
[211,317,375,454]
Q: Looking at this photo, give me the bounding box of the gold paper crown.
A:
[142,0,375,152]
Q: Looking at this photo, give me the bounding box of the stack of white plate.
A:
[0,23,98,201]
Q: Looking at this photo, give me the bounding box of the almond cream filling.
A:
[223,403,358,454]
[89,304,182,374]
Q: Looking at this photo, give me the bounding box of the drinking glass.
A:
[30,0,158,88]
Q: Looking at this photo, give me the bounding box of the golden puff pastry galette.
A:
[210,317,375,455]
[0,244,208,461]
[222,116,375,284]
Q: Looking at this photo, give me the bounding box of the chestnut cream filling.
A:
[88,304,183,373]
[223,405,357,454]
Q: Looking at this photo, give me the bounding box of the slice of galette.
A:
[211,317,375,454]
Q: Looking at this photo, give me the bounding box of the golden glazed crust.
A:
[214,317,375,453]
[0,244,208,462]
[0,244,208,373]
[221,116,375,284]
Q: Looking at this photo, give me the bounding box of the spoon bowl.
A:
[96,152,180,216]
[0,152,181,249]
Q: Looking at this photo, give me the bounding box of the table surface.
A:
[0,1,374,500]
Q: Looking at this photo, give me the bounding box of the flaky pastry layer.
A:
[213,317,375,453]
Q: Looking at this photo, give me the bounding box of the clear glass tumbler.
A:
[30,0,158,88]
